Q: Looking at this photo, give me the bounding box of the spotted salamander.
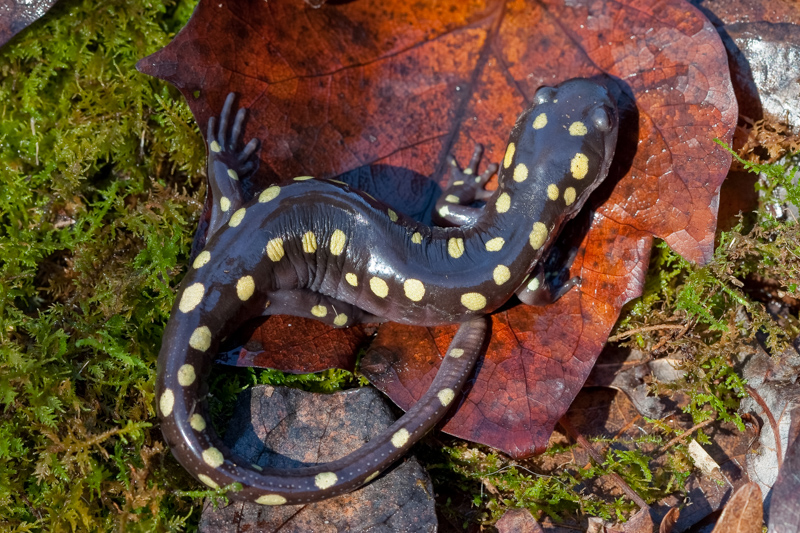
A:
[156,79,618,505]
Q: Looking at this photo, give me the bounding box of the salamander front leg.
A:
[433,144,498,227]
[206,93,260,238]
[517,247,582,306]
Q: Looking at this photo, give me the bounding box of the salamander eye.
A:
[590,106,612,132]
[533,86,557,105]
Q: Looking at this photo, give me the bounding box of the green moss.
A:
[431,431,692,526]
[613,149,799,438]
[0,0,205,529]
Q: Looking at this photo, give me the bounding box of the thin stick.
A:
[746,384,782,469]
[659,415,717,452]
[607,324,685,343]
[559,417,650,510]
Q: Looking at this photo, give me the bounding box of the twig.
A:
[746,384,782,469]
[559,417,650,510]
[607,324,685,343]
[659,414,717,452]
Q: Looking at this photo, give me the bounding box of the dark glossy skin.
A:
[156,79,618,505]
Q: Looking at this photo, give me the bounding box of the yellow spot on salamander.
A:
[449,348,464,358]
[370,277,389,298]
[220,196,231,212]
[189,326,212,352]
[513,163,528,183]
[452,180,464,186]
[159,389,174,417]
[227,168,239,180]
[258,185,280,203]
[493,265,511,285]
[265,238,285,262]
[251,464,263,471]
[345,272,358,286]
[569,121,588,136]
[333,313,348,326]
[209,141,221,153]
[411,232,422,244]
[547,184,559,201]
[256,494,287,506]
[330,229,347,256]
[448,237,465,258]
[503,142,515,168]
[236,275,255,301]
[198,474,218,489]
[229,207,246,227]
[179,283,205,313]
[387,209,398,222]
[439,205,450,217]
[445,194,460,203]
[391,428,410,448]
[570,153,589,180]
[485,237,505,251]
[190,414,206,431]
[193,250,211,269]
[364,471,381,483]
[177,364,196,386]
[463,168,473,175]
[438,388,455,406]
[532,113,548,129]
[302,231,317,253]
[564,187,576,206]
[496,192,511,213]
[202,447,224,468]
[311,305,327,318]
[527,277,541,291]
[529,222,548,249]
[403,279,425,302]
[461,292,487,311]
[293,176,314,181]
[314,472,338,490]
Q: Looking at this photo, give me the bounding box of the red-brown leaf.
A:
[496,508,544,533]
[0,0,59,48]
[137,0,736,458]
[216,315,372,373]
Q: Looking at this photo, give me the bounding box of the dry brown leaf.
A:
[711,482,763,533]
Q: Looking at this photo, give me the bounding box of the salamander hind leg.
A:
[433,143,498,227]
[264,290,383,327]
[206,93,261,238]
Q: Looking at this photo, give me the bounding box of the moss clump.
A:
[0,0,208,530]
[430,430,692,526]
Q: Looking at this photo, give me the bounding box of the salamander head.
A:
[497,78,618,221]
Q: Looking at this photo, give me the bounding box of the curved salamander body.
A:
[157,79,618,505]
